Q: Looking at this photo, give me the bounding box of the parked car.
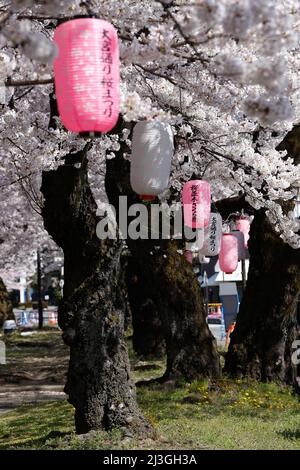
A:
[3,319,17,335]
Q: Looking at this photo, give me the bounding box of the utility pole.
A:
[25,279,31,306]
[37,250,43,329]
[203,270,209,316]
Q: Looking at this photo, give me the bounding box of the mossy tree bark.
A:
[225,210,300,383]
[224,126,300,385]
[41,150,152,435]
[105,139,221,382]
[129,240,221,381]
[126,255,165,359]
[0,277,13,327]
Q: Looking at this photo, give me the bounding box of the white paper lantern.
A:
[199,212,222,257]
[130,120,174,196]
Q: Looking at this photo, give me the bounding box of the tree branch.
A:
[157,0,209,65]
[5,77,54,87]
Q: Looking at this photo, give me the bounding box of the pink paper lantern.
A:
[184,250,193,264]
[232,230,246,260]
[53,18,120,134]
[182,180,211,229]
[219,233,238,274]
[235,217,250,248]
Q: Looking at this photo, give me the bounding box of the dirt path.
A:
[0,331,69,414]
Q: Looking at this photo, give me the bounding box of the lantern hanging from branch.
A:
[199,212,222,256]
[130,120,174,197]
[182,180,211,229]
[53,18,120,134]
[235,217,250,248]
[219,233,238,274]
[232,230,246,260]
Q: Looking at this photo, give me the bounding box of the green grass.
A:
[0,330,300,450]
[138,379,300,450]
[0,379,299,450]
[2,330,66,358]
[0,401,74,450]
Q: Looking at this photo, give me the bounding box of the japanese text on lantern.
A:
[101,29,114,118]
[210,217,217,250]
[191,185,197,223]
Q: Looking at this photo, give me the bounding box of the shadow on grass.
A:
[0,401,74,450]
[136,376,167,387]
[278,429,300,440]
[133,363,162,372]
[2,430,72,450]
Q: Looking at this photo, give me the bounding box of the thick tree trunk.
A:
[225,210,300,383]
[126,256,165,359]
[223,126,300,385]
[0,278,13,327]
[105,140,221,382]
[130,240,221,381]
[41,153,152,435]
[120,252,132,332]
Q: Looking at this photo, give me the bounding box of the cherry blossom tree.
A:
[224,126,300,385]
[1,0,300,432]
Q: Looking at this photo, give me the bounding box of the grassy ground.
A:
[0,331,300,450]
